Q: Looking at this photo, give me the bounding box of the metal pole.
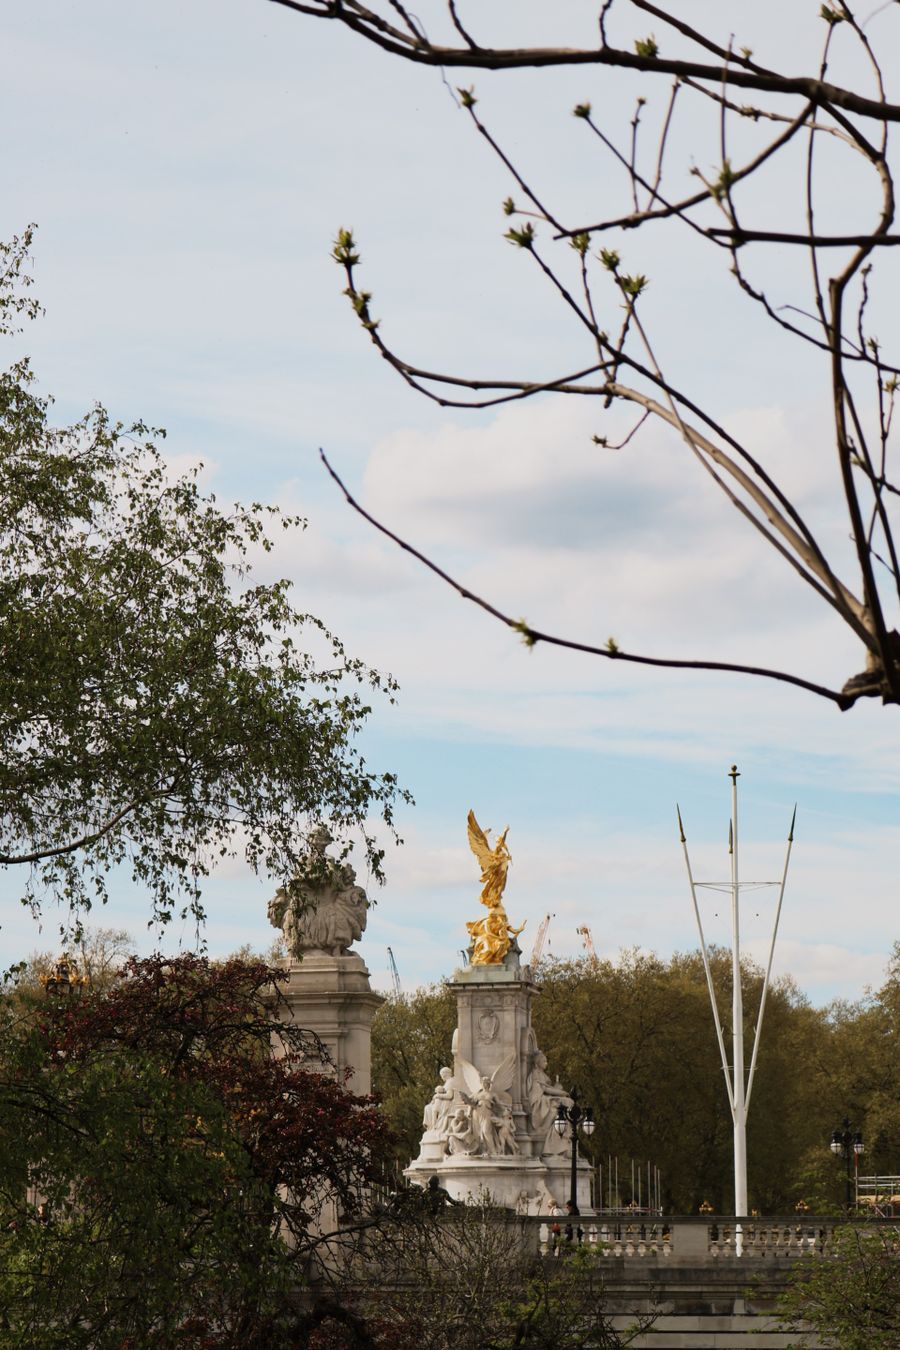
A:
[730,765,747,1256]
[840,1121,853,1214]
[679,806,736,1115]
[570,1127,579,1215]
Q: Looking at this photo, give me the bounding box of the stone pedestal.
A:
[273,952,383,1094]
[405,946,592,1213]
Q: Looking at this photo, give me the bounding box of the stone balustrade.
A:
[525,1214,898,1262]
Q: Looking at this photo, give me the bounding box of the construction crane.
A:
[530,914,552,965]
[386,947,402,997]
[577,925,599,968]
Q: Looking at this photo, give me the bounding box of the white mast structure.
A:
[677,766,795,1256]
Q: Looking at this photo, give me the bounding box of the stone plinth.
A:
[406,946,591,1212]
[273,952,383,1094]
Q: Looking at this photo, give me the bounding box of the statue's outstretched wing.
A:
[489,1052,516,1097]
[467,810,494,870]
[456,1056,483,1097]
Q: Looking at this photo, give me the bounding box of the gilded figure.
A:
[465,809,524,964]
[466,906,525,965]
[466,810,511,909]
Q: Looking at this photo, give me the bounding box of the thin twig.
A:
[447,0,476,49]
[463,101,567,234]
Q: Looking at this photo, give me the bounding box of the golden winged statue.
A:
[466,809,512,909]
[465,810,524,965]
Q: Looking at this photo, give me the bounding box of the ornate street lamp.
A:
[41,955,75,996]
[40,954,89,998]
[830,1117,864,1214]
[553,1088,595,1217]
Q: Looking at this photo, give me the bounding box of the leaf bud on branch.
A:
[332,227,360,267]
[505,223,535,248]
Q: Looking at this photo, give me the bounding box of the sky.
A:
[3,1,899,1006]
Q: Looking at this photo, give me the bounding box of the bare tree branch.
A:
[268,0,900,130]
[299,6,900,709]
[319,449,854,709]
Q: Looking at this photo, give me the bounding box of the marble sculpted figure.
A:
[527,1051,571,1156]
[456,1052,518,1155]
[267,824,368,959]
[447,1107,477,1155]
[422,1067,455,1136]
[464,811,525,965]
[422,1053,521,1157]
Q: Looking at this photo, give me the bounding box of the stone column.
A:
[266,825,382,1093]
[273,951,383,1093]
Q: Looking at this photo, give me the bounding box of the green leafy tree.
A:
[783,944,900,1212]
[532,950,834,1214]
[776,1224,900,1350]
[0,227,404,932]
[0,954,390,1348]
[370,982,456,1165]
[824,945,900,1181]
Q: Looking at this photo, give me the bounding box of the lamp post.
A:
[40,954,89,1000]
[41,955,75,996]
[830,1118,864,1214]
[553,1088,595,1216]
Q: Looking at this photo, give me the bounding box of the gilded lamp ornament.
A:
[465,810,525,965]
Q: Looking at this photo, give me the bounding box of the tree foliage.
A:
[370,981,456,1158]
[777,1224,900,1350]
[0,954,389,1348]
[818,942,900,1188]
[275,1,900,709]
[0,227,404,932]
[372,947,900,1214]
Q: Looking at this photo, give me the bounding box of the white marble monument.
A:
[405,813,592,1214]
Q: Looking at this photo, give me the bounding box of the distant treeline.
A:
[372,945,899,1214]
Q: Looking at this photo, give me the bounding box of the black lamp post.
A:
[830,1117,864,1214]
[553,1088,595,1217]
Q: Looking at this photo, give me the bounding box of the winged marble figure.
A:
[456,1052,518,1155]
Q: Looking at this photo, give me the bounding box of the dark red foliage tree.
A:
[0,955,391,1349]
